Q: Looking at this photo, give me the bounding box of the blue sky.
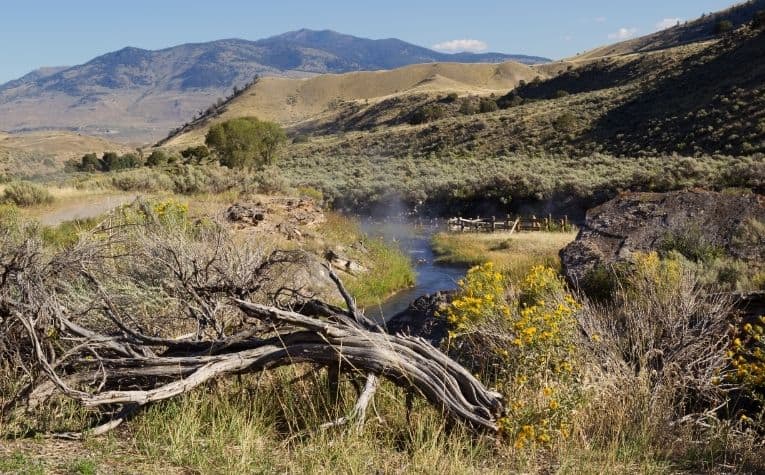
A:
[0,0,739,83]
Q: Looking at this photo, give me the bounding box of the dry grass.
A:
[0,131,132,177]
[432,230,577,280]
[166,61,543,148]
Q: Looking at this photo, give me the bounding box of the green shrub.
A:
[409,104,447,124]
[101,151,143,171]
[479,98,499,113]
[459,99,479,115]
[206,117,286,169]
[78,152,100,172]
[146,149,170,167]
[498,93,524,108]
[443,92,459,103]
[181,145,211,164]
[580,264,618,302]
[659,224,723,263]
[715,19,733,34]
[443,264,581,448]
[42,217,100,249]
[552,113,577,132]
[2,182,54,207]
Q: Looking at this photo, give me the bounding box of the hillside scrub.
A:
[69,164,291,196]
[279,152,764,215]
[1,181,54,207]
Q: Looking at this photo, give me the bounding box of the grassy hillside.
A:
[574,0,765,60]
[145,22,765,214]
[166,20,765,160]
[163,61,545,147]
[0,131,132,178]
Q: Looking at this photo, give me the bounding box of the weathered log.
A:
[0,212,504,438]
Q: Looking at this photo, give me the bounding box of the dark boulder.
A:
[561,190,765,286]
[385,291,454,345]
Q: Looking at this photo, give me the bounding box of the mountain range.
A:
[0,29,548,143]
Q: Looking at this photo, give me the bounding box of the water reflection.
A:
[359,217,466,322]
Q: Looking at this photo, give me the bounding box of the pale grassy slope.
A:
[0,131,132,176]
[166,61,544,147]
[566,0,765,62]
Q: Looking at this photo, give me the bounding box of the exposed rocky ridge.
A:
[560,190,765,284]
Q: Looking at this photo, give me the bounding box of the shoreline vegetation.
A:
[3,199,763,473]
[18,152,759,218]
[432,229,577,281]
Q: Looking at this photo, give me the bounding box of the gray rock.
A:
[561,190,765,286]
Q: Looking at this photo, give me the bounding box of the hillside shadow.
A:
[582,29,765,156]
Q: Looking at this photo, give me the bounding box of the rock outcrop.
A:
[386,292,454,345]
[561,190,765,285]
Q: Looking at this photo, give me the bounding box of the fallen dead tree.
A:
[0,203,503,439]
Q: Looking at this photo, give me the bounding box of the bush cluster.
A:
[1,181,54,207]
[443,263,581,448]
[727,316,765,422]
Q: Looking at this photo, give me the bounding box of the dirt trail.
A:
[35,193,138,226]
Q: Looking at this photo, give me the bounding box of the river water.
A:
[359,218,467,322]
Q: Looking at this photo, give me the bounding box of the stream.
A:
[36,198,466,322]
[360,217,467,322]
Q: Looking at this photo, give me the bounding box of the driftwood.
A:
[0,216,504,439]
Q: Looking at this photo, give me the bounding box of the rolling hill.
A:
[574,0,765,60]
[162,61,546,148]
[0,131,132,178]
[165,17,765,159]
[0,29,548,144]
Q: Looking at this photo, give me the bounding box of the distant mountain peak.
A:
[0,29,550,143]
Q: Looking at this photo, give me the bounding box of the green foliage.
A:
[479,98,499,113]
[443,264,581,448]
[316,214,415,307]
[0,204,21,232]
[409,104,446,124]
[498,93,524,108]
[552,112,578,132]
[1,181,54,207]
[205,117,286,170]
[659,224,724,263]
[67,458,98,475]
[73,151,144,172]
[100,151,143,171]
[580,265,618,302]
[715,19,734,34]
[458,99,479,115]
[0,452,44,475]
[78,152,100,172]
[443,92,459,103]
[146,149,170,167]
[42,217,99,249]
[180,145,211,164]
